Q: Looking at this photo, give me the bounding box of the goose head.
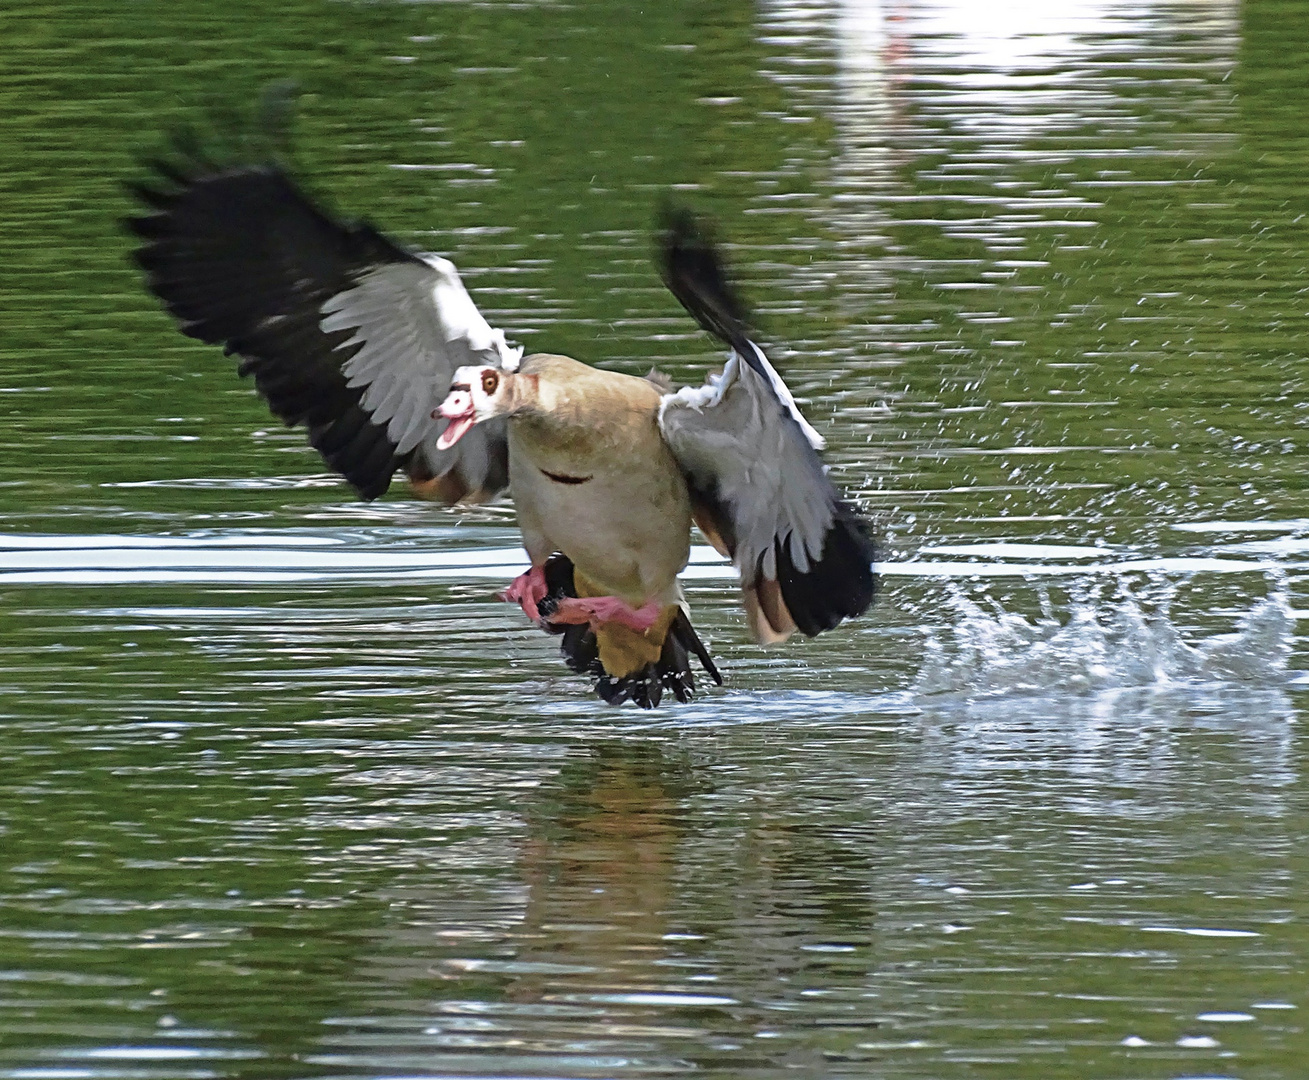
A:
[435,365,518,450]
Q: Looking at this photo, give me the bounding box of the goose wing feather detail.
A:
[656,209,877,640]
[659,344,833,582]
[127,144,519,501]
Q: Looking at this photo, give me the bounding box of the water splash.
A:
[914,577,1294,697]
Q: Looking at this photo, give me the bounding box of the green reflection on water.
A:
[0,1,1306,1078]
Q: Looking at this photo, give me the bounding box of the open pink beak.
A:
[435,387,475,451]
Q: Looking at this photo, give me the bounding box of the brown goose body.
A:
[507,354,692,607]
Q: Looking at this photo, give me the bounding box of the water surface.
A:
[1,1,1305,1077]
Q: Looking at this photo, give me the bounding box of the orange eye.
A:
[481,370,500,395]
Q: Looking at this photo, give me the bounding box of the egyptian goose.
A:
[127,123,878,707]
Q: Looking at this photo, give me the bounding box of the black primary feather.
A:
[658,212,879,636]
[773,502,878,638]
[125,109,422,500]
[656,204,758,360]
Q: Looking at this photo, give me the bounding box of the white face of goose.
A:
[435,365,512,450]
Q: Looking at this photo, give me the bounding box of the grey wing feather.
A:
[658,344,833,579]
[320,254,522,487]
[127,147,519,503]
[658,340,877,639]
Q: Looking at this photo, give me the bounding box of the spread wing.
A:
[126,137,521,502]
[655,208,877,642]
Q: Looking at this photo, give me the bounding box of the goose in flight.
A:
[127,129,877,707]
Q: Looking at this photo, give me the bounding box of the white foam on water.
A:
[914,577,1295,697]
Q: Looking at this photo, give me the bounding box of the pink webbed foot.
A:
[545,595,662,634]
[501,564,549,624]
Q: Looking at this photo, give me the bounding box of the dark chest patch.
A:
[541,468,592,486]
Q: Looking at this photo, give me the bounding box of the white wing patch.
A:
[658,343,835,581]
[319,256,521,462]
[420,255,523,373]
[741,341,825,451]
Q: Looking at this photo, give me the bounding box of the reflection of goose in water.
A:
[510,739,882,1025]
[126,110,877,708]
[510,740,698,1007]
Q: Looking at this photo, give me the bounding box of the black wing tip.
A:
[123,89,427,506]
[655,201,754,354]
[774,502,879,638]
[122,82,307,246]
[537,553,720,707]
[305,412,403,501]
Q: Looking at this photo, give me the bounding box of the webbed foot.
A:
[544,595,662,634]
[500,564,550,624]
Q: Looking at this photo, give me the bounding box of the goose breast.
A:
[507,355,691,604]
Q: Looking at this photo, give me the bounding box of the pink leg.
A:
[545,596,662,634]
[500,564,549,624]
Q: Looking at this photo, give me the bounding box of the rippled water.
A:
[1,0,1306,1077]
